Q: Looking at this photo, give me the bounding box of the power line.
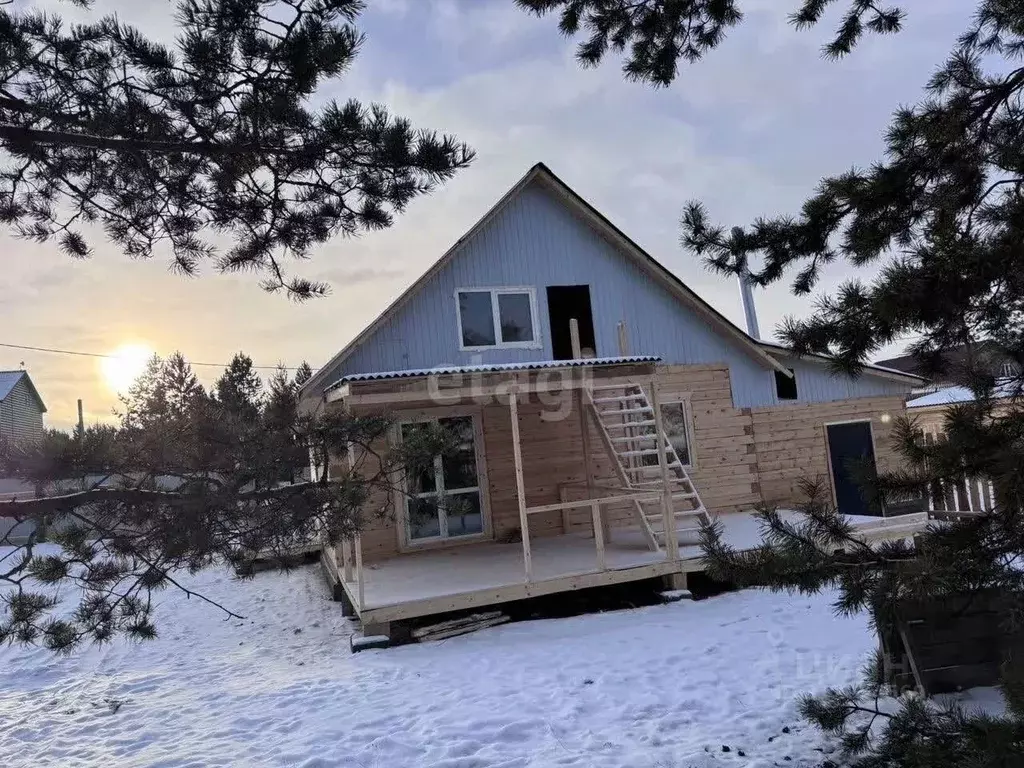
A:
[0,341,314,372]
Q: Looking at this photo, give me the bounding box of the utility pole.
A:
[77,398,85,436]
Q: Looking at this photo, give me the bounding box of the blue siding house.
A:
[305,163,915,408]
[308,165,929,632]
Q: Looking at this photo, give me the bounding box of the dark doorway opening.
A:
[826,421,880,517]
[546,285,596,360]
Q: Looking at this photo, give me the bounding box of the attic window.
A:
[456,288,540,351]
[775,368,798,400]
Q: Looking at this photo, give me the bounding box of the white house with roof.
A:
[0,370,46,446]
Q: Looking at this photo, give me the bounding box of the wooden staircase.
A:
[586,382,711,553]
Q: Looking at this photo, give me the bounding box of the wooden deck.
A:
[328,511,931,626]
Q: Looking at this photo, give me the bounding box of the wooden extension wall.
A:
[655,365,762,513]
[331,367,911,565]
[326,415,399,564]
[332,395,632,564]
[749,395,906,508]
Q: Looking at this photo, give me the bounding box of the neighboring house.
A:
[876,341,1020,386]
[905,383,1019,515]
[0,370,46,446]
[300,163,926,637]
[907,380,1018,439]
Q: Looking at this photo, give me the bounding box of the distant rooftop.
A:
[0,370,47,412]
[0,371,27,401]
[907,380,1019,409]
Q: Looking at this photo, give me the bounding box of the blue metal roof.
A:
[0,370,47,412]
[0,371,26,401]
[327,356,661,390]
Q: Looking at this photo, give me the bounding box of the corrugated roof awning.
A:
[325,356,661,392]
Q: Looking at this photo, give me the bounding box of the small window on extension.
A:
[775,368,798,400]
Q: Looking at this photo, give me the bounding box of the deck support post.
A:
[342,538,353,583]
[650,382,679,561]
[663,572,687,591]
[355,534,365,610]
[590,501,606,571]
[509,388,533,582]
[577,391,599,540]
[342,440,356,584]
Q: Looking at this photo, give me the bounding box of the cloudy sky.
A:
[4,0,972,429]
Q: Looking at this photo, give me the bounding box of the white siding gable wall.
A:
[0,377,44,445]
[324,180,910,407]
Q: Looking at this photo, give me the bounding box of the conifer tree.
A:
[293,361,314,388]
[214,353,263,422]
[0,0,473,298]
[0,352,456,653]
[521,1,1024,762]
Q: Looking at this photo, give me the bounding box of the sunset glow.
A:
[101,343,153,394]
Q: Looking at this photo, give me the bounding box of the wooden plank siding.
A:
[750,395,907,508]
[0,377,44,445]
[655,365,761,513]
[329,366,911,568]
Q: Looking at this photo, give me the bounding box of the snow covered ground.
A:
[0,557,994,767]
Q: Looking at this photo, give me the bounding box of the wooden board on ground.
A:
[414,613,511,642]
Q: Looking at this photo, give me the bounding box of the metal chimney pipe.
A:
[738,270,760,340]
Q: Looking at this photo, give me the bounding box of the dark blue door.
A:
[826,421,878,517]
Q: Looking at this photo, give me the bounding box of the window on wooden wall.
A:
[640,400,695,469]
[400,416,484,544]
[774,368,798,400]
[456,287,540,351]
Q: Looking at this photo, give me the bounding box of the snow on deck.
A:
[354,511,900,610]
[357,530,667,609]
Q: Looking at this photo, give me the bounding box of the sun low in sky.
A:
[100,343,153,394]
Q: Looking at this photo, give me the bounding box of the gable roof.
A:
[302,162,791,397]
[0,370,47,412]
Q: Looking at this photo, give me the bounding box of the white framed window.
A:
[400,415,485,544]
[455,287,541,351]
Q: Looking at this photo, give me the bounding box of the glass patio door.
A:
[402,416,483,542]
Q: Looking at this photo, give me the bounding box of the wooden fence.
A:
[927,476,996,514]
[882,588,1022,694]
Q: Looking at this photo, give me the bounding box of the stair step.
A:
[634,493,700,505]
[592,394,645,404]
[610,434,657,443]
[618,448,664,458]
[633,463,684,473]
[634,483,695,493]
[598,406,652,416]
[629,465,684,475]
[604,420,657,429]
